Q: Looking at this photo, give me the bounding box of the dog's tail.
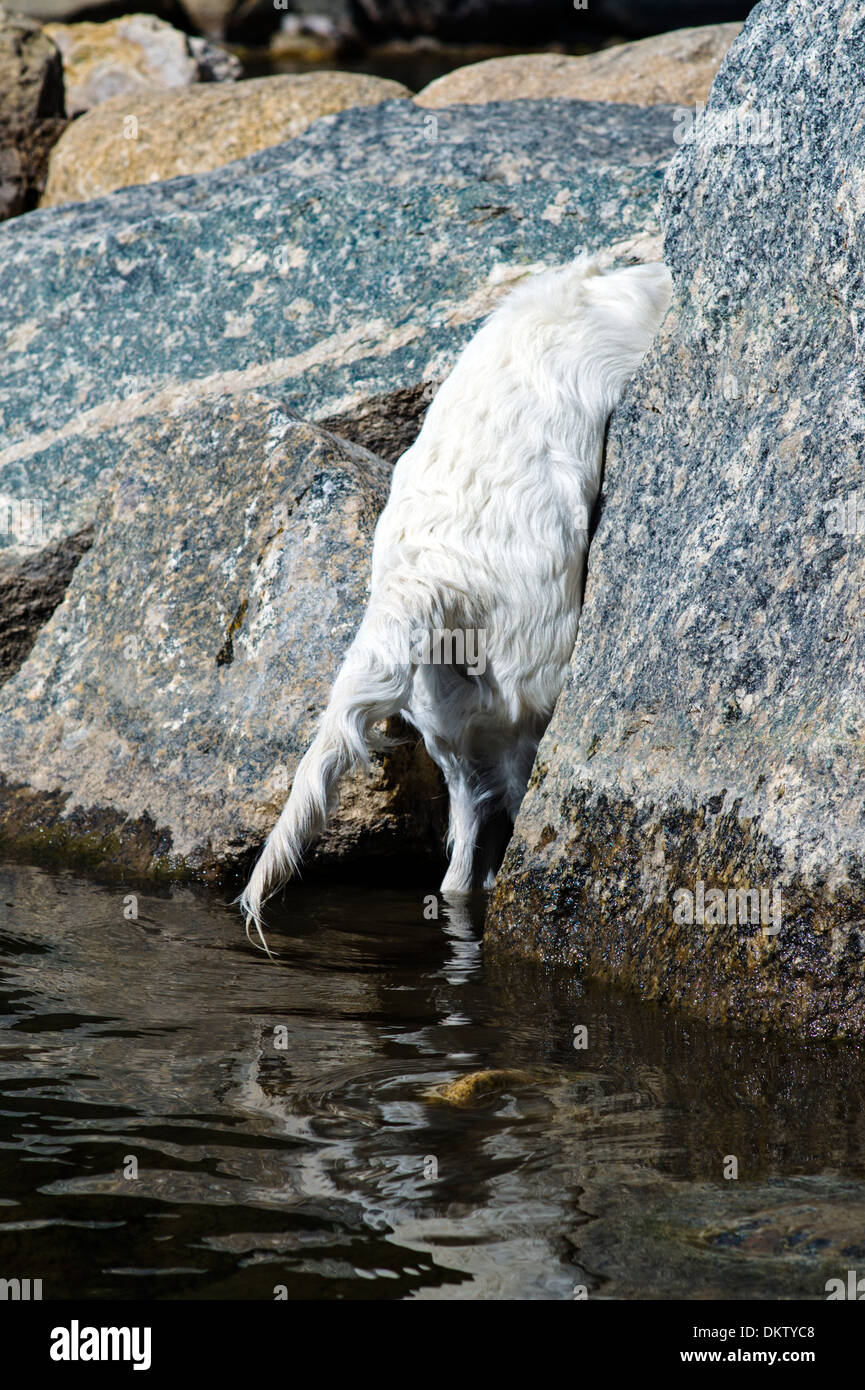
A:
[238,611,414,953]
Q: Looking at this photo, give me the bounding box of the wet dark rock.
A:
[0,7,67,220]
[488,0,865,1037]
[0,398,444,879]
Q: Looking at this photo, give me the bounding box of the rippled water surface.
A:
[2,861,865,1301]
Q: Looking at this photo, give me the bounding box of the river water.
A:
[2,861,865,1301]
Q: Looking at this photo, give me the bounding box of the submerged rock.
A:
[0,7,66,220]
[1,96,675,697]
[426,1068,553,1107]
[41,70,410,203]
[0,399,443,878]
[44,14,241,117]
[416,23,743,109]
[488,0,865,1037]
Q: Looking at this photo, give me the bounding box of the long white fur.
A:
[239,254,672,950]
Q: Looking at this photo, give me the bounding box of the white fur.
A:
[240,254,672,949]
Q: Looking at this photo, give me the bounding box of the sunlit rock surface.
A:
[489,0,865,1037]
[0,403,443,877]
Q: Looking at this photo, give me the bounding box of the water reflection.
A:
[1,862,864,1300]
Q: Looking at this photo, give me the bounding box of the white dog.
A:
[240,254,672,948]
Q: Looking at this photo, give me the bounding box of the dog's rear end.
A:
[240,255,672,947]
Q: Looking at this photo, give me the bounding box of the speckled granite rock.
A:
[0,398,444,878]
[42,70,410,205]
[488,0,865,1038]
[1,97,675,684]
[416,24,743,109]
[44,14,241,117]
[0,7,66,220]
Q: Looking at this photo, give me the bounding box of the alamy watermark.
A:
[826,1270,865,1299]
[672,879,782,935]
[825,493,865,536]
[0,1276,42,1300]
[50,1323,151,1370]
[397,626,487,676]
[0,497,43,546]
[673,102,783,155]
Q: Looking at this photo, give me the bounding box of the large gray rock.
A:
[489,0,865,1038]
[41,72,411,205]
[0,398,443,878]
[0,97,675,688]
[0,7,66,220]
